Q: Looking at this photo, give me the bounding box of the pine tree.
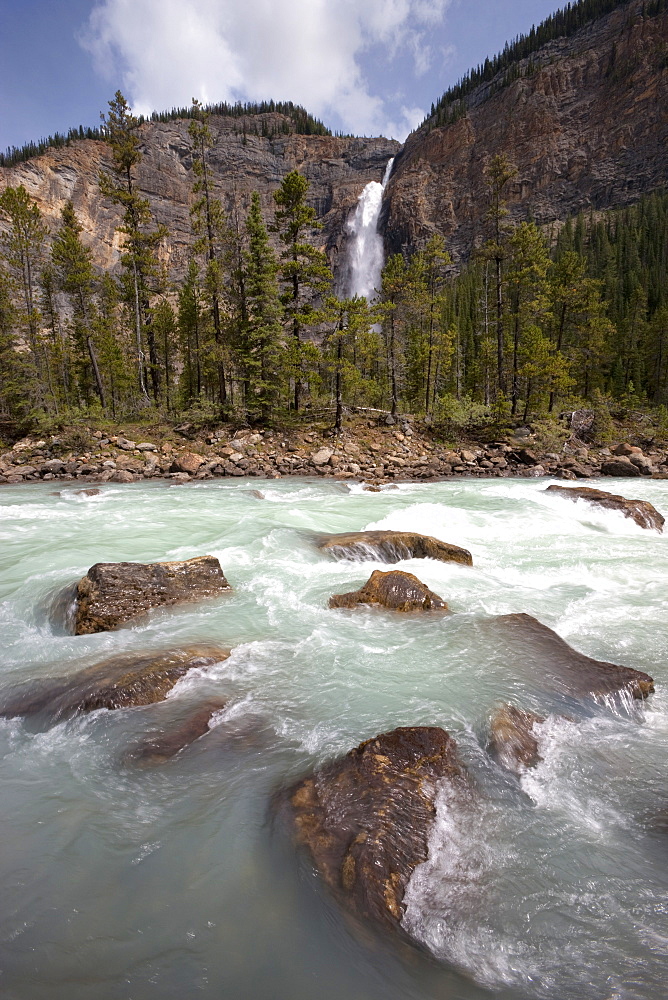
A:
[99,91,167,403]
[189,99,228,411]
[0,184,49,407]
[479,154,517,397]
[272,170,332,411]
[51,201,106,408]
[240,192,284,420]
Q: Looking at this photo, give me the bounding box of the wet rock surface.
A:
[329,570,448,612]
[126,698,229,764]
[73,556,231,634]
[545,484,664,531]
[488,704,546,774]
[0,645,230,720]
[491,614,654,701]
[316,530,473,566]
[285,726,469,928]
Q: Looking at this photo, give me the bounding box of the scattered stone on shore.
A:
[73,556,231,634]
[316,530,473,566]
[491,613,655,701]
[601,458,642,477]
[545,485,664,532]
[0,645,230,720]
[171,452,205,474]
[487,704,546,774]
[329,570,448,612]
[285,726,470,928]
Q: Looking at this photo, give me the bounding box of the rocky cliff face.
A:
[0,113,399,286]
[382,0,668,261]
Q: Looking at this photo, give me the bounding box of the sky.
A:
[1,0,563,152]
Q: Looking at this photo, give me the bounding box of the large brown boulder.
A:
[601,458,641,477]
[329,570,448,612]
[74,556,231,634]
[545,485,664,532]
[0,645,230,720]
[491,614,654,701]
[170,452,205,474]
[316,530,472,566]
[286,727,469,928]
[487,704,546,774]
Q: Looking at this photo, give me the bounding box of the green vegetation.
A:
[1,93,667,439]
[0,99,331,169]
[424,0,666,130]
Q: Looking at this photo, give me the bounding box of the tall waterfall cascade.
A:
[346,158,394,301]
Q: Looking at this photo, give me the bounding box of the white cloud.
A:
[79,0,452,140]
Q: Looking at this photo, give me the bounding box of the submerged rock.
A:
[126,698,228,764]
[316,530,473,566]
[286,726,469,928]
[329,570,448,612]
[488,704,546,774]
[492,614,654,701]
[545,485,664,532]
[0,645,230,720]
[73,555,231,634]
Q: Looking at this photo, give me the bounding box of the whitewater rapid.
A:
[1,476,666,1000]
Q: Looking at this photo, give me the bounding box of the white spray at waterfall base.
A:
[346,158,394,300]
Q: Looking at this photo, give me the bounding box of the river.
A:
[1,476,666,1000]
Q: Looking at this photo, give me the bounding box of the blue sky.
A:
[1,0,562,151]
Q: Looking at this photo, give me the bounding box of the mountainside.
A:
[382,0,668,260]
[0,113,398,285]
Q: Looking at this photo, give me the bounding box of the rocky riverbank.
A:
[2,415,668,486]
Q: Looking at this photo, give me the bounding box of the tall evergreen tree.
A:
[189,99,228,411]
[99,91,167,403]
[51,201,106,408]
[272,170,332,411]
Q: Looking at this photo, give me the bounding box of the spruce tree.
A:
[240,192,284,420]
[189,99,228,411]
[0,185,49,407]
[52,201,106,408]
[272,170,332,411]
[99,91,167,404]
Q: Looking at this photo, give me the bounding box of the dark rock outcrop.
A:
[0,645,230,720]
[601,458,642,477]
[488,704,546,774]
[545,484,664,531]
[316,530,472,566]
[286,726,469,928]
[329,570,448,612]
[73,555,231,634]
[383,1,668,262]
[492,613,654,701]
[0,117,399,289]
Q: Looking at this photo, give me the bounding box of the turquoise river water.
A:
[0,476,667,1000]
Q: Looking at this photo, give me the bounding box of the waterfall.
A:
[346,157,394,301]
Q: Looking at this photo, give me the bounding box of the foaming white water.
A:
[346,157,394,300]
[1,476,667,1000]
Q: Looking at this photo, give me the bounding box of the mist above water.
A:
[1,476,667,1000]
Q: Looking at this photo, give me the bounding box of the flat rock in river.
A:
[545,485,664,532]
[329,570,448,612]
[74,555,231,634]
[0,645,230,720]
[316,530,472,566]
[126,698,229,764]
[285,726,469,929]
[491,614,654,701]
